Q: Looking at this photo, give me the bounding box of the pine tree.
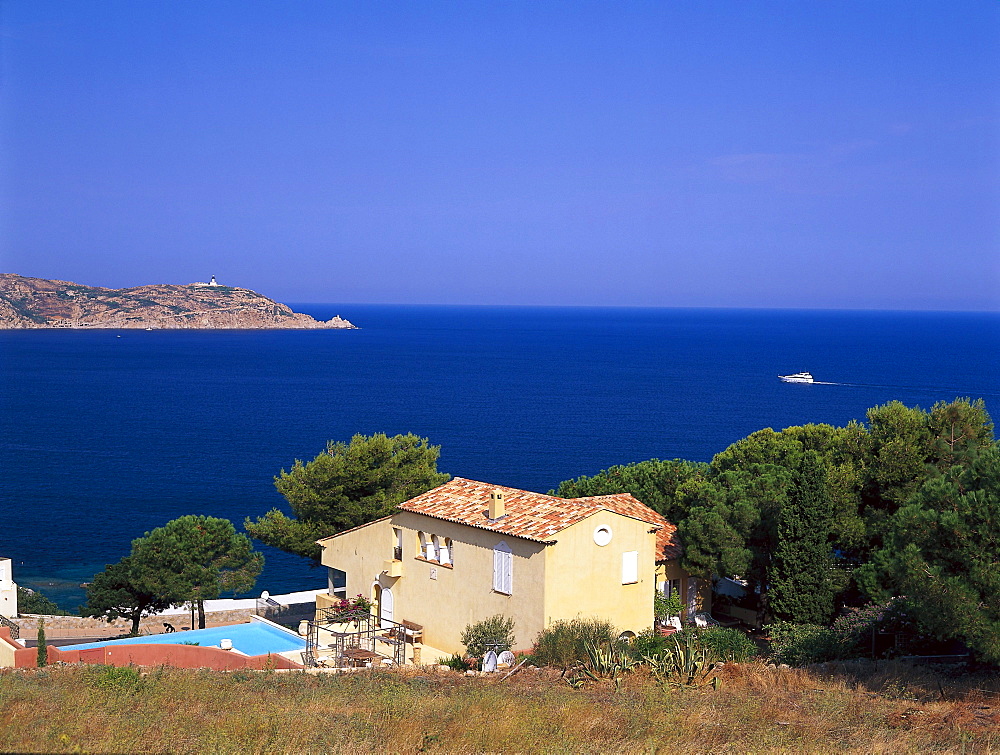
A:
[130,515,263,628]
[82,557,172,635]
[246,433,450,560]
[768,452,835,624]
[870,446,1000,663]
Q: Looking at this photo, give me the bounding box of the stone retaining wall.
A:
[13,607,258,639]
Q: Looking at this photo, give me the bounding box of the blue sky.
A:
[2,2,998,310]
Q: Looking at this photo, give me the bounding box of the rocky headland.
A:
[0,274,356,330]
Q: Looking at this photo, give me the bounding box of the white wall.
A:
[0,558,18,619]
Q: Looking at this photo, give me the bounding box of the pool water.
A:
[65,618,306,656]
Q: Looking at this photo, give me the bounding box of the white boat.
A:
[779,372,814,383]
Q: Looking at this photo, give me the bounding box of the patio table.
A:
[341,647,381,667]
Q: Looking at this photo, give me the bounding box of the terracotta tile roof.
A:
[397,477,683,560]
[655,520,683,562]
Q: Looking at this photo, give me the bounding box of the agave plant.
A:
[644,632,721,689]
[565,640,638,691]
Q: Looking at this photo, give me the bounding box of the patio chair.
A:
[694,612,718,628]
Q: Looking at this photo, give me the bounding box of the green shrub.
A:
[765,621,841,666]
[627,630,669,661]
[18,586,70,616]
[460,615,515,659]
[531,618,617,668]
[696,627,759,663]
[89,665,144,694]
[441,653,475,672]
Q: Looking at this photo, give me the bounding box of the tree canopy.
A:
[863,445,1000,663]
[767,452,835,624]
[17,587,69,616]
[82,556,172,634]
[554,397,995,631]
[130,515,263,628]
[246,432,450,561]
[551,458,707,522]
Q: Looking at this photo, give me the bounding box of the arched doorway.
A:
[371,582,394,628]
[379,587,394,627]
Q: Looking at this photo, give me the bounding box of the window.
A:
[392,528,403,561]
[440,537,452,566]
[328,567,346,597]
[593,525,613,546]
[621,551,638,584]
[493,541,512,594]
[416,531,439,561]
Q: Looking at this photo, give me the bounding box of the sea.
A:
[2,305,998,611]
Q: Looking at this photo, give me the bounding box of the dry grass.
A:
[1,661,998,753]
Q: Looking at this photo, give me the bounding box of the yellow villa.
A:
[316,478,709,659]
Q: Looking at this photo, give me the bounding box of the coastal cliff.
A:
[0,274,357,330]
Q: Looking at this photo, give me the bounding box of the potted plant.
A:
[654,590,683,633]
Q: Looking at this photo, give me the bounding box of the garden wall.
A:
[0,627,39,668]
[49,643,303,670]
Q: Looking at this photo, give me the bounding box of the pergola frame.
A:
[304,607,408,668]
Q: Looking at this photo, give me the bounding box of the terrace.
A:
[304,607,417,669]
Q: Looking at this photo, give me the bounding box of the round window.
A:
[593,525,613,546]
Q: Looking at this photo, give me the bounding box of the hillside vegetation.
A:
[555,398,998,663]
[1,662,997,753]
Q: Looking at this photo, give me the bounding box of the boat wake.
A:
[803,380,1000,397]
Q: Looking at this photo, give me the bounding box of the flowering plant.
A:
[832,602,887,645]
[328,594,372,621]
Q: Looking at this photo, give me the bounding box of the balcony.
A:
[383,558,403,578]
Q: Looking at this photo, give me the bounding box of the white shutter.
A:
[503,549,513,594]
[622,551,638,584]
[493,544,503,592]
[494,542,512,594]
[380,588,394,626]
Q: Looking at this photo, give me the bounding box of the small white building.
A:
[0,559,17,618]
[191,275,222,287]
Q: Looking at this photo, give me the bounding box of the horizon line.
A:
[287,301,1000,315]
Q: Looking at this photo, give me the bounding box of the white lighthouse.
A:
[209,275,219,287]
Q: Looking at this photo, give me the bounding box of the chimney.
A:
[488,489,506,520]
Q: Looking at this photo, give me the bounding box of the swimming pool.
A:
[65,617,306,657]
